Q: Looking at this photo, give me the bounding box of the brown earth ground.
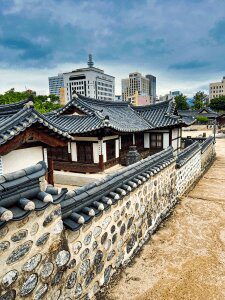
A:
[103,138,225,300]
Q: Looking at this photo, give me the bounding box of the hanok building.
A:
[46,94,193,173]
[0,98,71,184]
[178,107,218,125]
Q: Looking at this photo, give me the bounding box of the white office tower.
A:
[48,73,64,97]
[63,55,115,103]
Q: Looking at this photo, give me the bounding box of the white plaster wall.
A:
[172,139,177,149]
[163,133,169,149]
[2,146,43,174]
[177,136,181,150]
[144,133,150,148]
[102,142,107,162]
[67,142,71,153]
[172,128,179,139]
[71,142,77,162]
[115,139,119,158]
[43,148,48,167]
[93,143,99,163]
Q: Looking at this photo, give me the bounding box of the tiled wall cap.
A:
[37,192,53,203]
[19,198,35,211]
[92,201,104,211]
[101,197,113,205]
[115,188,126,196]
[0,207,13,222]
[70,212,85,224]
[82,207,95,217]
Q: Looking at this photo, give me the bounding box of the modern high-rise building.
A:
[122,72,156,105]
[145,74,156,103]
[209,77,225,101]
[63,55,115,103]
[48,74,64,97]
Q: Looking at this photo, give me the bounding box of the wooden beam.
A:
[0,127,67,156]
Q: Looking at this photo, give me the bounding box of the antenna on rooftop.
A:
[87,54,94,68]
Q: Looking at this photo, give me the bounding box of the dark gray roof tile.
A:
[48,94,194,134]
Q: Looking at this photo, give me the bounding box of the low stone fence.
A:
[201,136,215,171]
[176,142,202,195]
[0,139,216,300]
[177,136,215,196]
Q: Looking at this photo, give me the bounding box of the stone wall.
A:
[0,138,216,300]
[176,137,215,196]
[176,142,201,196]
[0,204,65,300]
[201,137,216,171]
[64,161,177,299]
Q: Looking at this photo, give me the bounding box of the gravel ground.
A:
[103,138,225,300]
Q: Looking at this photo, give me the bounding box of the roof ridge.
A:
[0,107,72,143]
[0,97,34,115]
[0,106,35,133]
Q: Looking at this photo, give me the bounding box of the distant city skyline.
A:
[0,0,225,97]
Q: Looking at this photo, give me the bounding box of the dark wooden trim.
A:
[47,157,54,186]
[169,129,172,146]
[172,136,180,141]
[54,160,101,173]
[0,127,67,156]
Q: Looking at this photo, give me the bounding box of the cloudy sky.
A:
[0,0,225,97]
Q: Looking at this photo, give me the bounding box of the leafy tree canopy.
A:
[174,94,189,110]
[0,89,61,113]
[193,91,208,110]
[196,115,209,123]
[209,96,225,112]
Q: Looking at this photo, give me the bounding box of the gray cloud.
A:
[1,0,225,96]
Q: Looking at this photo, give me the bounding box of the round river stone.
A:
[7,241,33,265]
[2,270,18,288]
[20,274,38,296]
[22,253,42,272]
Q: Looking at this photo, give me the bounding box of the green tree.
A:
[193,91,208,110]
[174,94,189,110]
[196,116,209,123]
[0,89,61,113]
[209,96,225,111]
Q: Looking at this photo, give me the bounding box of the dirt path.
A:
[104,139,225,300]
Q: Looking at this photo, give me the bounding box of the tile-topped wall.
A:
[0,138,215,300]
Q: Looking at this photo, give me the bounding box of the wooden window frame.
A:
[106,139,116,161]
[77,141,93,164]
[135,132,144,149]
[121,134,133,151]
[150,133,163,149]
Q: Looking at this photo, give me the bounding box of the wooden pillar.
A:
[98,138,105,172]
[99,154,104,171]
[169,129,172,146]
[47,157,54,186]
